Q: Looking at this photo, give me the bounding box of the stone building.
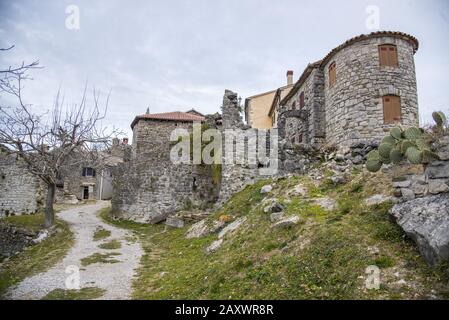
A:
[263,31,419,147]
[56,139,130,203]
[0,148,43,217]
[111,111,220,223]
[244,71,295,129]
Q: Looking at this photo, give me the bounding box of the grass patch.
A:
[99,171,449,300]
[80,252,121,266]
[42,287,106,300]
[93,227,111,241]
[0,214,74,297]
[98,240,121,250]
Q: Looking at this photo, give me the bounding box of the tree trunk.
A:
[45,183,56,228]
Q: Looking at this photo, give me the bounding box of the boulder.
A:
[288,184,308,197]
[165,216,185,228]
[185,219,225,239]
[260,185,273,194]
[272,216,300,229]
[365,194,393,206]
[312,197,337,211]
[205,239,223,254]
[263,201,284,213]
[218,217,246,239]
[428,180,449,194]
[390,193,449,266]
[270,212,285,222]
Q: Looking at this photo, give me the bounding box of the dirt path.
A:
[6,201,143,300]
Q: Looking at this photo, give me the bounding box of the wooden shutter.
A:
[383,95,401,123]
[299,92,305,108]
[389,46,398,66]
[329,62,336,87]
[379,45,398,67]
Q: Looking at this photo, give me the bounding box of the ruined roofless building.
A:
[255,31,420,147]
[111,110,220,223]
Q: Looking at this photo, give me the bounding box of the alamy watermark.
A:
[65,5,80,30]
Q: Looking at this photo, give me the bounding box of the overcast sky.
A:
[0,0,448,138]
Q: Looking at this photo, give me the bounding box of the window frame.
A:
[382,95,402,124]
[379,44,399,67]
[299,91,305,109]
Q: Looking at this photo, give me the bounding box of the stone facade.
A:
[112,114,219,223]
[277,31,419,147]
[0,150,42,217]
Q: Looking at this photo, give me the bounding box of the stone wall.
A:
[0,151,42,217]
[0,223,38,258]
[323,36,419,146]
[278,67,325,146]
[112,119,219,223]
[390,134,449,266]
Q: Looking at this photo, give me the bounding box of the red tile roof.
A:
[131,111,205,128]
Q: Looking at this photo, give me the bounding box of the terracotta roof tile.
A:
[131,111,204,128]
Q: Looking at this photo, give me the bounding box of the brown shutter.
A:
[389,46,398,66]
[379,45,398,67]
[299,92,305,108]
[383,95,401,123]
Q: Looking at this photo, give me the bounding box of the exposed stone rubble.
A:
[389,134,449,266]
[0,223,39,258]
[390,193,449,266]
[272,216,301,229]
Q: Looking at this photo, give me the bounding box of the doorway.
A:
[83,186,89,200]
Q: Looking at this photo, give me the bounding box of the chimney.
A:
[286,70,293,85]
[122,137,129,145]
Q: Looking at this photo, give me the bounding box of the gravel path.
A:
[6,201,143,300]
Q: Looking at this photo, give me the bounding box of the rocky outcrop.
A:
[390,193,449,266]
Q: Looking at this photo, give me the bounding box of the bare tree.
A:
[0,46,119,227]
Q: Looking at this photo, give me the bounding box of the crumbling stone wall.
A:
[112,119,219,223]
[323,36,419,146]
[0,223,38,258]
[390,134,449,266]
[0,151,42,217]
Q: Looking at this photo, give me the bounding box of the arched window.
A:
[383,95,401,124]
[379,44,398,67]
[329,62,336,87]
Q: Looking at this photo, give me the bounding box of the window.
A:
[329,62,336,87]
[297,133,303,143]
[292,101,296,109]
[383,95,401,124]
[299,92,305,109]
[82,167,96,177]
[379,44,398,67]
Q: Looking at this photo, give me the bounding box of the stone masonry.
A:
[277,31,419,147]
[0,149,42,217]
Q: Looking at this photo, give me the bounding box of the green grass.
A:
[93,227,111,241]
[80,252,121,266]
[42,287,106,300]
[98,240,122,250]
[0,213,74,297]
[100,173,449,300]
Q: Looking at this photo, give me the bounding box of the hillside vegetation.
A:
[102,168,449,300]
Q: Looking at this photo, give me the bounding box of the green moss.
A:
[3,211,46,233]
[93,227,111,241]
[80,252,121,266]
[98,240,121,250]
[42,287,106,300]
[0,216,74,297]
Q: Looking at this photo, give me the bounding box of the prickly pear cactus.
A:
[364,112,447,172]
